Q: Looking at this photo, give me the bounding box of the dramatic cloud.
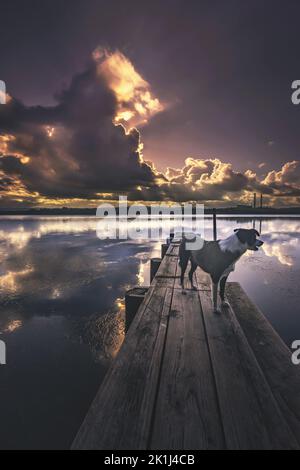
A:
[0,48,300,208]
[93,47,165,129]
[124,158,300,205]
[0,53,166,206]
[160,158,264,203]
[262,161,300,197]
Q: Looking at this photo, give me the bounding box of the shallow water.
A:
[0,215,299,449]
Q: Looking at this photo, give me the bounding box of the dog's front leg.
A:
[212,281,221,314]
[220,275,230,308]
[188,260,197,291]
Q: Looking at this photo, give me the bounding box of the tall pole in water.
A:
[260,193,263,209]
[253,192,257,209]
[213,208,217,241]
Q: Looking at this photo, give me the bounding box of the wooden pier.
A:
[72,240,300,450]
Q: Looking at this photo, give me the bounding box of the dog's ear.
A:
[234,228,248,244]
[252,229,260,237]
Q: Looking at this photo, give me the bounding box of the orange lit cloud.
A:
[93,47,164,129]
[0,134,15,153]
[165,158,250,195]
[261,161,300,197]
[45,126,55,138]
[263,160,300,186]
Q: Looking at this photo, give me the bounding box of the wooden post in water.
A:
[162,232,174,258]
[166,232,175,245]
[161,243,168,258]
[125,287,148,332]
[213,208,217,241]
[150,258,161,282]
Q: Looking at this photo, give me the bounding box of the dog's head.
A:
[234,228,264,251]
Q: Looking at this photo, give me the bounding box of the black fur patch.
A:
[234,228,259,246]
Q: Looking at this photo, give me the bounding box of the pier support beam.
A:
[166,232,175,245]
[161,244,168,258]
[150,257,162,283]
[125,287,148,332]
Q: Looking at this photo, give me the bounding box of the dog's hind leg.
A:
[219,275,230,308]
[179,256,189,291]
[188,259,197,291]
[212,280,221,314]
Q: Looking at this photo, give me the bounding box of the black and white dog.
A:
[179,229,264,313]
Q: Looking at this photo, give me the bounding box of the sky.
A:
[1,0,300,208]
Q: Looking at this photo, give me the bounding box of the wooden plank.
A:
[73,238,300,450]
[173,250,211,291]
[226,282,300,446]
[72,286,171,449]
[154,244,180,287]
[195,272,299,449]
[150,288,225,450]
[72,243,179,450]
[194,268,211,291]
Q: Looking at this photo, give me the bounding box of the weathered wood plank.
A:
[72,286,170,449]
[72,243,179,450]
[194,269,211,290]
[173,254,211,291]
[150,288,225,450]
[154,244,180,287]
[195,272,299,449]
[73,239,300,451]
[226,282,300,446]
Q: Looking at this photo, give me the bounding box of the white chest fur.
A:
[218,233,247,279]
[219,233,247,254]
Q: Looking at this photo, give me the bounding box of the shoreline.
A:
[1,208,300,217]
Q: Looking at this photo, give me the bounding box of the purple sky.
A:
[1,0,300,207]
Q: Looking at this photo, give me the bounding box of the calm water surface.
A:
[0,215,299,449]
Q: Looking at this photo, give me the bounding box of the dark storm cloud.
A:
[2,0,300,179]
[0,61,161,200]
[0,44,300,206]
[0,174,16,191]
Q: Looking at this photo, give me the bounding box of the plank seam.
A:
[71,285,163,449]
[200,278,298,449]
[146,258,179,450]
[195,279,227,449]
[225,294,300,448]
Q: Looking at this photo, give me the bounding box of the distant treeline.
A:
[1,206,300,216]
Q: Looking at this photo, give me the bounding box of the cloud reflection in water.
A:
[0,215,300,449]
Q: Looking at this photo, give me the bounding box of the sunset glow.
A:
[1,7,300,210]
[93,47,164,129]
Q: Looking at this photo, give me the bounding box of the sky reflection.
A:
[0,215,299,449]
